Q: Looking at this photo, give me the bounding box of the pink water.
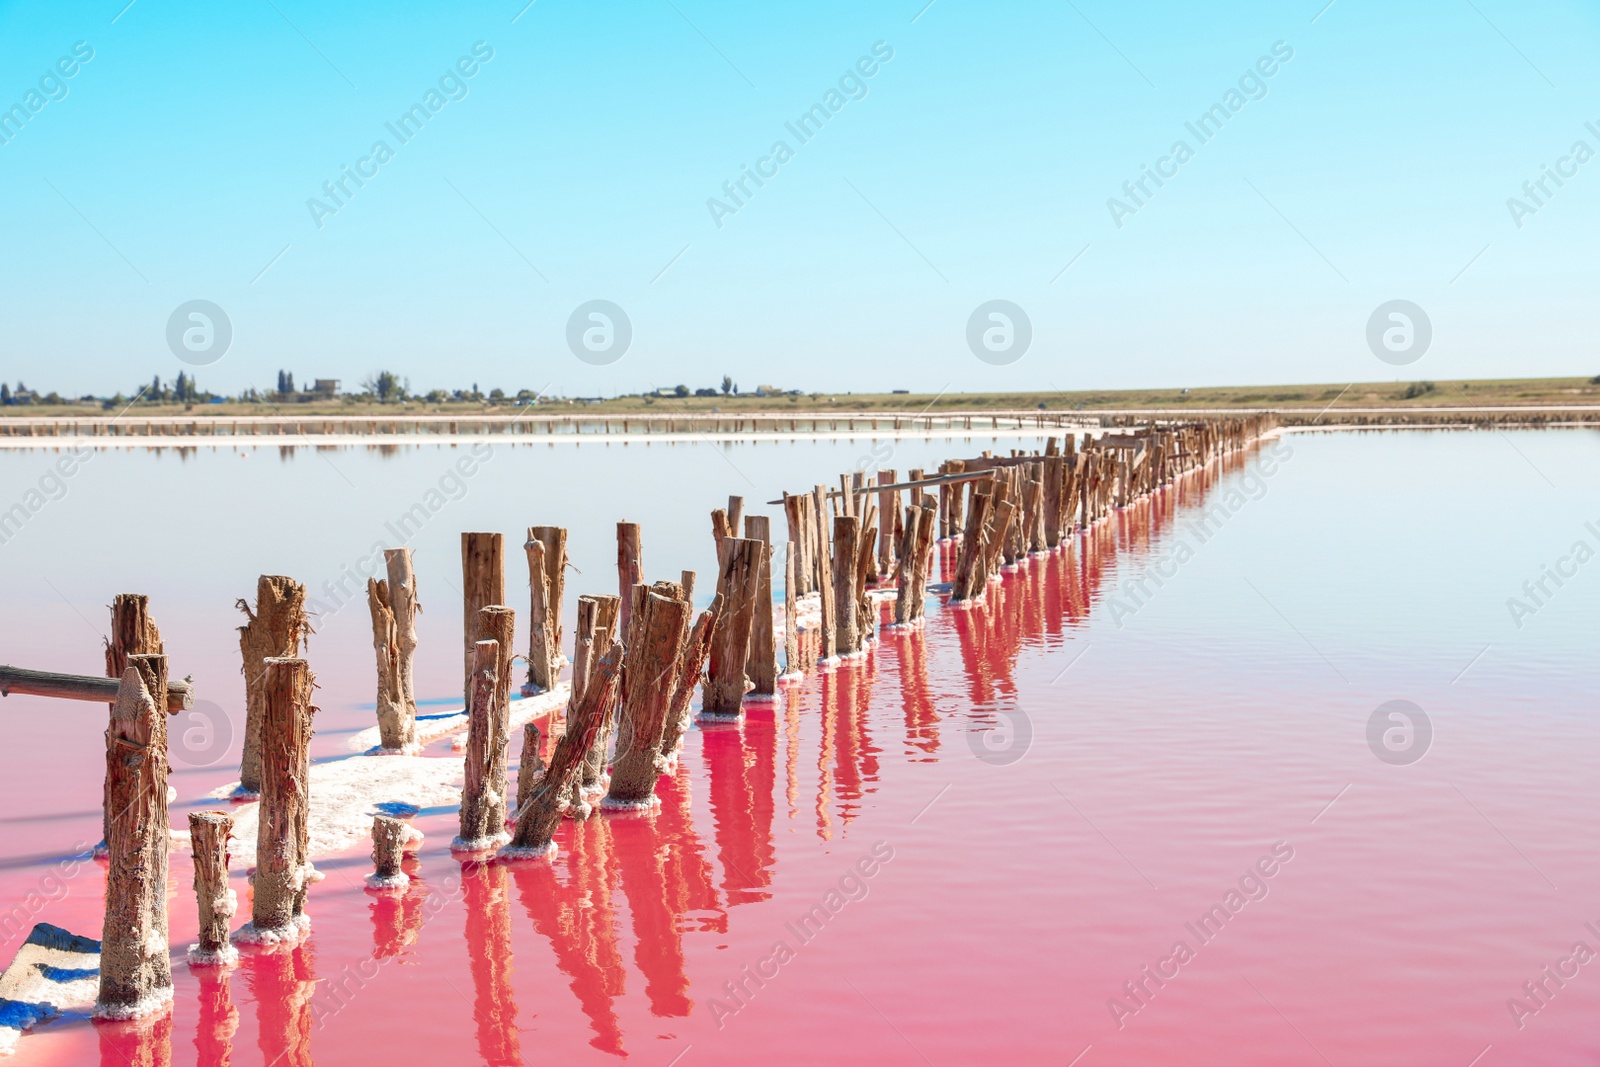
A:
[1,429,1597,1065]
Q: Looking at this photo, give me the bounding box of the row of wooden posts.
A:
[2,415,1275,1021]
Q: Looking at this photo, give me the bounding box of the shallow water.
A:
[0,429,1597,1065]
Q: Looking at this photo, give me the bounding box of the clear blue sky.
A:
[1,0,1596,398]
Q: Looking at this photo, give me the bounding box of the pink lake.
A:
[0,427,1596,1066]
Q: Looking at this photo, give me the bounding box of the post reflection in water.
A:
[370,851,427,960]
[96,1008,173,1067]
[703,709,776,906]
[462,859,521,1067]
[245,943,315,1067]
[511,819,626,1056]
[193,963,238,1067]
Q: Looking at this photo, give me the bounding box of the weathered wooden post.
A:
[950,489,990,602]
[703,537,763,716]
[812,485,837,660]
[461,533,504,707]
[616,521,643,633]
[832,516,861,654]
[100,594,164,853]
[681,569,697,606]
[367,576,416,753]
[502,642,623,860]
[524,527,566,693]
[876,470,897,577]
[660,602,719,762]
[236,657,314,945]
[385,548,421,724]
[854,525,877,642]
[96,659,173,1017]
[237,576,308,796]
[782,541,801,678]
[516,722,544,810]
[367,815,409,890]
[893,507,923,626]
[576,594,622,799]
[744,516,778,697]
[605,591,692,808]
[458,603,515,849]
[727,495,744,542]
[187,811,236,966]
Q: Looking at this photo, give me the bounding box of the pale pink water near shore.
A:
[0,429,1596,1065]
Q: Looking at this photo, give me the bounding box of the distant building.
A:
[313,379,340,397]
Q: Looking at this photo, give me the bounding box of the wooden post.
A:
[681,569,697,606]
[660,602,718,761]
[456,640,507,851]
[523,538,556,692]
[832,516,860,654]
[237,657,314,945]
[951,490,992,602]
[367,815,409,890]
[812,485,837,659]
[855,527,877,641]
[782,494,809,595]
[744,516,778,696]
[576,595,622,797]
[237,576,308,795]
[727,495,744,543]
[876,470,897,577]
[187,811,236,966]
[782,541,801,677]
[97,660,173,1017]
[100,595,164,854]
[605,591,692,807]
[367,577,415,753]
[461,533,504,708]
[468,605,515,843]
[524,528,566,692]
[385,548,421,742]
[711,508,731,555]
[703,537,763,716]
[617,521,644,633]
[893,506,922,625]
[502,642,623,859]
[516,722,544,810]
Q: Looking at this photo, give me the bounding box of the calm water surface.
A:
[0,429,1596,1066]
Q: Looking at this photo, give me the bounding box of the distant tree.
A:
[694,387,719,398]
[363,371,405,402]
[151,375,161,401]
[0,383,9,405]
[489,388,505,401]
[285,372,295,394]
[674,384,689,398]
[721,375,733,395]
[175,371,189,401]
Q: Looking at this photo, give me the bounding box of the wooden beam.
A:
[767,468,994,505]
[0,665,192,712]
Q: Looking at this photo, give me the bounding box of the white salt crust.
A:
[497,841,558,862]
[742,692,780,705]
[231,912,311,948]
[92,985,174,1021]
[449,832,510,854]
[598,794,661,813]
[186,944,239,968]
[777,671,805,685]
[363,872,410,891]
